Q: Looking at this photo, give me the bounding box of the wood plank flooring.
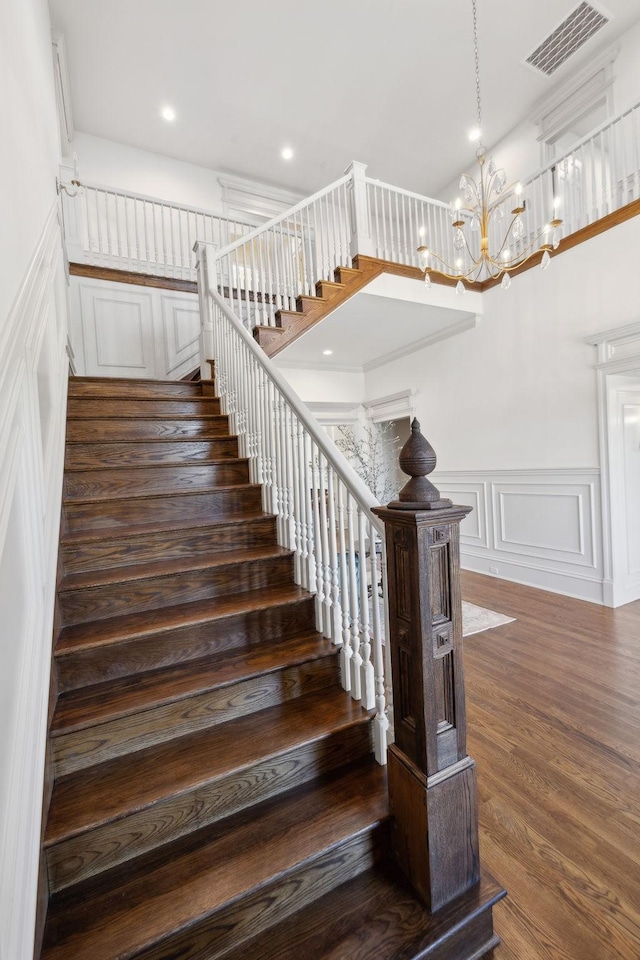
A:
[461,571,640,960]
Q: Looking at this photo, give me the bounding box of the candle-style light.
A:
[417,0,563,292]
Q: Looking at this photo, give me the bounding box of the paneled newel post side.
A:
[373,419,480,911]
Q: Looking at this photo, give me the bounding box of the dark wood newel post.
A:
[373,419,480,911]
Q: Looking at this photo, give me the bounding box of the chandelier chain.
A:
[472,0,483,145]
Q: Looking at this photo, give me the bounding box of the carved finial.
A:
[388,418,452,511]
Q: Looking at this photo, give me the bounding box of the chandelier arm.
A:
[500,245,553,273]
[492,216,521,260]
[486,183,525,215]
[500,227,554,266]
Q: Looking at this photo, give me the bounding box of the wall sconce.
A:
[57,152,82,198]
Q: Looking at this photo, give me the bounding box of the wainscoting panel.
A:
[162,295,201,378]
[434,469,603,603]
[0,205,69,960]
[70,276,200,379]
[432,481,488,548]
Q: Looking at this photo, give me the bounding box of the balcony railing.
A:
[60,182,258,281]
[61,98,640,302]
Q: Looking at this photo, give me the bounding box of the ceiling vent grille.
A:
[525,2,609,77]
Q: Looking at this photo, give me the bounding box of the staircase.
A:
[252,254,424,357]
[41,374,503,960]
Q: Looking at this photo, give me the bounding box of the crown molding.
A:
[362,315,478,373]
[274,358,364,373]
[218,173,304,221]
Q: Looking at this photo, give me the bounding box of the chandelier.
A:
[418,0,562,292]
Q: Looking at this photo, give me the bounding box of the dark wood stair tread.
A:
[63,456,245,472]
[67,394,219,402]
[222,863,505,960]
[66,412,228,421]
[55,583,310,654]
[42,761,388,960]
[60,509,272,546]
[63,481,258,505]
[51,632,332,734]
[58,543,291,593]
[45,687,372,845]
[65,434,239,445]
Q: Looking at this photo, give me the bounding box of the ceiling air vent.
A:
[525,2,609,77]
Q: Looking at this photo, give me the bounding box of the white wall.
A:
[613,18,640,114]
[363,216,640,601]
[69,131,305,221]
[70,132,226,212]
[273,364,365,405]
[0,1,69,958]
[0,0,61,326]
[365,217,640,472]
[439,19,640,202]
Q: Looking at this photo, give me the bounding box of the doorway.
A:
[607,377,640,606]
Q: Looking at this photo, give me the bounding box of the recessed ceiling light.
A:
[281,146,294,160]
[161,106,176,122]
[322,349,333,356]
[468,126,481,142]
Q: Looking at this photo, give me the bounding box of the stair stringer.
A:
[254,256,427,357]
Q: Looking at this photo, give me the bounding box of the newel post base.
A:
[387,747,479,911]
[373,420,504,932]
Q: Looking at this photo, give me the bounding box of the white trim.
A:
[218,173,304,222]
[433,467,604,605]
[362,316,479,373]
[0,202,68,960]
[51,32,74,155]
[306,400,363,425]
[274,358,363,374]
[364,389,417,423]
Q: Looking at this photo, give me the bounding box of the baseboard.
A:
[461,552,605,604]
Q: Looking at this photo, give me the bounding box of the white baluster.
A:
[318,453,333,639]
[310,442,325,633]
[347,493,362,701]
[302,432,315,595]
[326,468,342,645]
[336,481,352,691]
[369,520,389,764]
[358,508,374,709]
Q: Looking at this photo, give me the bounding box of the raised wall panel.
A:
[79,283,155,377]
[162,293,201,378]
[69,276,199,379]
[0,208,69,960]
[492,481,595,567]
[434,469,603,603]
[434,481,488,548]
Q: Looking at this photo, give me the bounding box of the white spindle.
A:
[197,249,389,762]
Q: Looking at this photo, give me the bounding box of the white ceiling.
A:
[49,0,640,197]
[275,291,477,371]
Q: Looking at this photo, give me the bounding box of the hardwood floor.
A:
[461,571,640,960]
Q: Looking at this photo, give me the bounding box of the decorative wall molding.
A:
[219,173,303,223]
[586,319,640,370]
[364,389,417,423]
[0,203,69,960]
[530,44,618,146]
[306,400,363,425]
[69,276,199,378]
[587,323,640,606]
[362,316,478,373]
[433,468,603,603]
